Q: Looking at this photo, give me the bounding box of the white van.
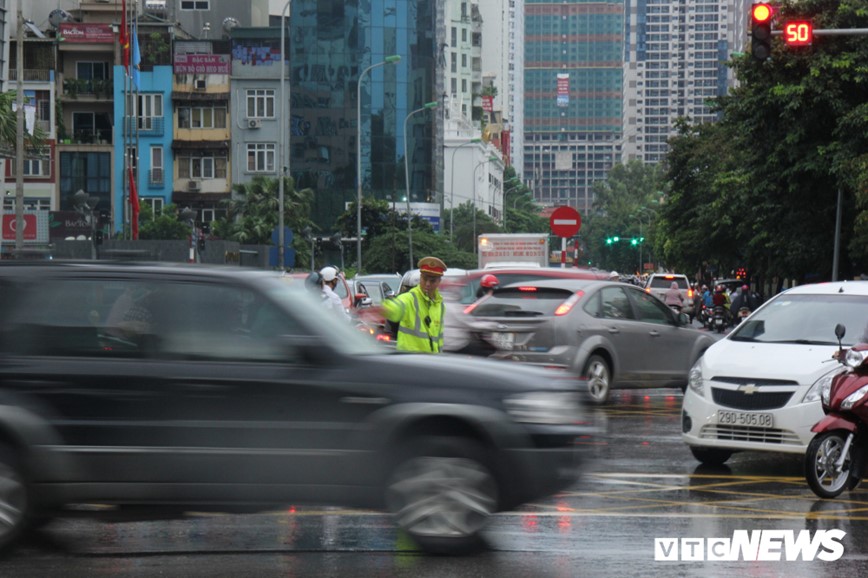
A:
[681,281,868,465]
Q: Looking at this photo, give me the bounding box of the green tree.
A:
[582,160,668,274]
[212,176,315,268]
[138,203,191,240]
[660,0,868,284]
[0,91,47,158]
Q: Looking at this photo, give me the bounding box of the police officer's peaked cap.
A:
[418,256,447,277]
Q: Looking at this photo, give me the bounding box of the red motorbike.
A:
[804,323,868,498]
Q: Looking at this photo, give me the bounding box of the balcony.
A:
[63,78,114,100]
[63,128,112,145]
[8,69,52,82]
[123,116,165,137]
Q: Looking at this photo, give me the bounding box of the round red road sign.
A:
[549,206,581,238]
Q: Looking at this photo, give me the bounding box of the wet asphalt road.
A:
[2,386,867,577]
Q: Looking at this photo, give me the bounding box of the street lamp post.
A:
[356,54,401,274]
[448,137,482,242]
[403,101,438,267]
[72,189,99,260]
[472,156,498,254]
[278,1,291,270]
[180,207,197,264]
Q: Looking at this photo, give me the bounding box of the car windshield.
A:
[730,293,868,346]
[469,287,575,317]
[648,276,688,289]
[260,277,384,355]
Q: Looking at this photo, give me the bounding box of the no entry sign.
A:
[550,206,581,238]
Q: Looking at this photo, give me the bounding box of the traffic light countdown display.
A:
[751,3,773,61]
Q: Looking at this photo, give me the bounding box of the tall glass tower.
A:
[289,0,438,230]
[523,0,624,214]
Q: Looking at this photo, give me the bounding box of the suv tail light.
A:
[555,290,585,316]
[688,288,694,299]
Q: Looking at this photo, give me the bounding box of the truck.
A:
[477,233,549,269]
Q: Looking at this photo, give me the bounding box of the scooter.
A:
[804,323,868,498]
[711,305,728,333]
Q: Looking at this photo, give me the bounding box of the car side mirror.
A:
[354,293,370,308]
[678,312,691,326]
[384,290,396,299]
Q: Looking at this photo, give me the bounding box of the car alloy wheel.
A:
[386,437,497,554]
[583,355,611,405]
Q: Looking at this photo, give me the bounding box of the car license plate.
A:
[488,332,514,350]
[717,410,774,428]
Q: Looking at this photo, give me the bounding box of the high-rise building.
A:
[288,0,439,231]
[621,0,744,163]
[478,0,525,175]
[522,1,624,213]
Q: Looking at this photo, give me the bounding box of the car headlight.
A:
[687,361,705,398]
[805,373,836,405]
[504,392,582,425]
[841,384,868,411]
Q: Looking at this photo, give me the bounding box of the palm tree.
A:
[0,91,46,158]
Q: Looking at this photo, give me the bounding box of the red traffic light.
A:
[784,21,813,46]
[751,3,772,23]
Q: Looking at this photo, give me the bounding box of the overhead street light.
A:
[356,54,401,274]
[403,101,438,267]
[278,0,291,270]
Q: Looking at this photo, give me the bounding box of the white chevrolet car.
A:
[682,281,868,465]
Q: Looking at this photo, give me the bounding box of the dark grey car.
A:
[465,279,715,404]
[0,262,588,554]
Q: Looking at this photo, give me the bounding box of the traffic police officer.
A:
[383,256,446,353]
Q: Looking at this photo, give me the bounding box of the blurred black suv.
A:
[0,262,588,553]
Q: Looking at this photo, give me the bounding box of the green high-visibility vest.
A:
[382,285,445,353]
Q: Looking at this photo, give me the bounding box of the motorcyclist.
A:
[701,285,713,308]
[475,274,500,299]
[663,281,685,312]
[712,284,732,325]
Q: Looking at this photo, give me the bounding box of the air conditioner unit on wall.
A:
[194,79,207,90]
[187,180,200,192]
[248,118,262,129]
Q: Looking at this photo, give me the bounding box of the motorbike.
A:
[668,303,683,316]
[711,305,728,333]
[699,303,713,329]
[804,323,868,498]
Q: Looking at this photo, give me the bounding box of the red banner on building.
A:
[557,73,570,107]
[174,54,231,75]
[59,23,115,44]
[2,214,37,240]
[482,95,494,112]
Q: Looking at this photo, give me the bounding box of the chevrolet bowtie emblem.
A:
[739,384,760,395]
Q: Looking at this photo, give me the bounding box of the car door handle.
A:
[649,330,661,338]
[608,327,619,334]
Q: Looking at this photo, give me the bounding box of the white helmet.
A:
[319,266,338,282]
[400,270,421,293]
[609,270,619,280]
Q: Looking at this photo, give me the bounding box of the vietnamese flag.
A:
[120,0,130,73]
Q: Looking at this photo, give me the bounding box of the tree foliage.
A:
[211,176,316,268]
[658,0,868,284]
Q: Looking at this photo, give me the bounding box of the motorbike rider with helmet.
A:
[476,273,500,299]
[712,284,732,326]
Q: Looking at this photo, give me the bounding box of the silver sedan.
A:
[464,279,716,404]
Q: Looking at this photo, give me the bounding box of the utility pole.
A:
[15,8,25,254]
